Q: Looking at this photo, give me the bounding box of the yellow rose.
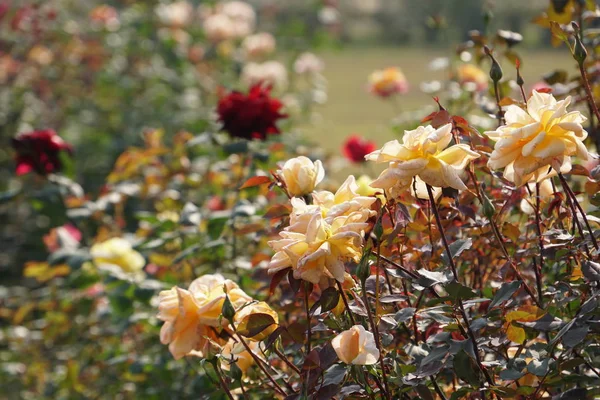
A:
[90,237,145,273]
[486,91,588,187]
[368,67,409,97]
[268,210,368,284]
[277,156,325,197]
[234,301,279,341]
[366,123,479,195]
[332,325,379,365]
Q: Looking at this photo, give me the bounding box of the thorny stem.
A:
[214,363,236,400]
[578,63,600,149]
[273,347,301,375]
[493,80,504,126]
[558,172,599,252]
[235,333,287,396]
[467,168,541,307]
[533,183,545,306]
[426,184,496,390]
[304,283,312,355]
[425,184,459,281]
[431,375,448,400]
[361,288,392,400]
[336,280,356,325]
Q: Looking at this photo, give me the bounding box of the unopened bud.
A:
[484,46,503,83]
[482,194,495,219]
[221,293,236,325]
[572,23,587,65]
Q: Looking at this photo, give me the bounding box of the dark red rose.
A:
[217,84,287,141]
[11,129,73,176]
[342,134,377,163]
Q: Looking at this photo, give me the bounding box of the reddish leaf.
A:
[263,204,291,219]
[431,110,451,128]
[270,268,290,295]
[239,175,271,189]
[302,349,321,371]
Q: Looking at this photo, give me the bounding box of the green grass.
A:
[301,47,575,152]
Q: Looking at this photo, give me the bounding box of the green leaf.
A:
[441,238,472,264]
[527,358,549,377]
[237,313,277,338]
[208,217,229,239]
[319,287,340,313]
[489,280,521,308]
[453,350,481,387]
[445,282,477,301]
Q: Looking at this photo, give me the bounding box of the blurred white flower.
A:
[242,32,276,60]
[294,52,324,75]
[241,61,288,91]
[220,1,256,38]
[203,13,235,42]
[155,1,194,28]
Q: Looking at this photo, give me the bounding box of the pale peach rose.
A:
[368,67,409,97]
[155,1,193,28]
[203,13,235,42]
[366,123,479,195]
[234,301,279,341]
[157,287,219,360]
[332,325,379,365]
[220,338,257,374]
[89,5,120,30]
[456,63,488,92]
[294,52,324,75]
[28,46,54,66]
[90,237,145,273]
[276,156,325,197]
[242,32,276,59]
[157,274,253,359]
[268,210,368,284]
[241,61,288,91]
[486,91,588,187]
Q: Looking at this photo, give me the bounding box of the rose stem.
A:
[234,333,287,396]
[304,282,312,355]
[213,364,235,400]
[336,280,356,325]
[425,184,496,389]
[530,182,545,306]
[273,347,301,375]
[558,172,599,251]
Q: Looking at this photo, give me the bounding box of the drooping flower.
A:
[342,135,377,164]
[268,210,368,284]
[90,237,145,273]
[157,274,253,360]
[241,61,288,92]
[332,325,379,365]
[486,90,588,186]
[11,129,73,176]
[217,84,287,141]
[368,67,409,98]
[276,156,325,197]
[365,123,479,196]
[242,32,276,60]
[456,63,488,92]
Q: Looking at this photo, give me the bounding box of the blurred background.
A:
[0,0,574,276]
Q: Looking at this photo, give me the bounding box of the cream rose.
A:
[276,156,325,197]
[90,237,145,273]
[486,90,588,186]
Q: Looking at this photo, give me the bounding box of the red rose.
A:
[11,129,73,176]
[217,84,287,141]
[342,134,376,163]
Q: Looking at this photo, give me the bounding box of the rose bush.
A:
[3,1,600,399]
